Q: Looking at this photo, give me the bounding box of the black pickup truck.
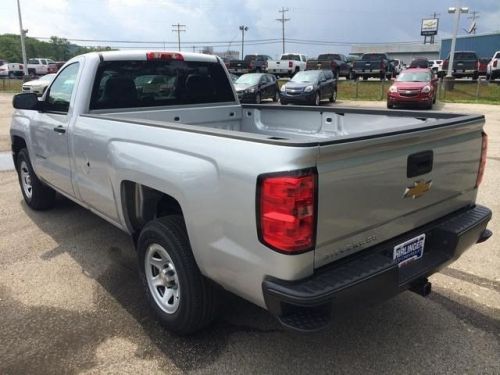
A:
[441,51,480,79]
[352,53,395,80]
[305,53,354,79]
[227,54,272,74]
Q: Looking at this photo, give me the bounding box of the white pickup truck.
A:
[267,53,307,77]
[487,51,500,81]
[10,50,492,334]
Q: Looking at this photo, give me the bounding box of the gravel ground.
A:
[0,96,498,374]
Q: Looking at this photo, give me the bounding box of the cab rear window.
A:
[90,60,235,110]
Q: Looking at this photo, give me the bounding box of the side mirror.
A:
[13,93,40,110]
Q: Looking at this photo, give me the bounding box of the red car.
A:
[387,68,438,109]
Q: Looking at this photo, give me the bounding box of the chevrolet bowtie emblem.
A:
[404,180,432,199]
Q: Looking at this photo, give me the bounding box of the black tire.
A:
[347,70,354,80]
[335,68,340,80]
[387,101,393,109]
[8,72,15,79]
[379,71,386,81]
[255,93,261,104]
[329,88,337,103]
[16,148,56,210]
[137,215,219,335]
[363,76,368,81]
[280,99,287,105]
[433,94,436,104]
[472,72,479,80]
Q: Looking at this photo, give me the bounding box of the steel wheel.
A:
[145,243,180,314]
[20,160,33,199]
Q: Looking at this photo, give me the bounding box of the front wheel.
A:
[255,93,261,104]
[137,216,219,335]
[16,148,56,210]
[8,72,15,79]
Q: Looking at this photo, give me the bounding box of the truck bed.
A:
[87,105,482,147]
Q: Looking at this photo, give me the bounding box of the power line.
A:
[171,23,186,51]
[275,7,290,54]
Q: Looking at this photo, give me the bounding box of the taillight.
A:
[476,132,488,187]
[494,60,498,68]
[146,52,184,61]
[288,61,293,68]
[257,168,317,254]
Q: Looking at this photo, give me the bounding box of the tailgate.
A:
[314,118,484,268]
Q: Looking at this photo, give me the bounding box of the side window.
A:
[45,62,80,113]
[28,59,38,64]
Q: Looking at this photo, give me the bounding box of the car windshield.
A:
[454,52,477,60]
[291,71,320,83]
[397,72,431,82]
[235,74,261,85]
[40,74,56,82]
[318,54,340,60]
[281,54,300,61]
[362,54,385,61]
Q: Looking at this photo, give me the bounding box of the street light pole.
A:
[447,2,469,78]
[16,0,28,77]
[239,25,248,59]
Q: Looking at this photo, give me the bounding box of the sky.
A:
[0,0,499,58]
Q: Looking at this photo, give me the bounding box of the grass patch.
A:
[0,79,22,93]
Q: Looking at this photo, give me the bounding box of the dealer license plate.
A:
[393,234,425,267]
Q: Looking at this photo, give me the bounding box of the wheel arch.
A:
[120,180,184,241]
[11,135,27,170]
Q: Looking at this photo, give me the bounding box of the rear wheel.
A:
[472,72,479,80]
[137,216,219,335]
[8,72,15,79]
[363,76,368,81]
[16,148,56,210]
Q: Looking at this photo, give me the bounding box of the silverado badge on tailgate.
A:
[403,180,432,199]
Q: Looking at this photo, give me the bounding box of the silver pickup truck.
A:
[10,50,492,334]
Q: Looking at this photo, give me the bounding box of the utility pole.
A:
[276,7,290,54]
[430,12,440,44]
[16,0,28,78]
[171,23,186,51]
[239,25,248,58]
[467,10,479,34]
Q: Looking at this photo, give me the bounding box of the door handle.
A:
[53,126,66,134]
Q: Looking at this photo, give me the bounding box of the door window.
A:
[45,62,80,113]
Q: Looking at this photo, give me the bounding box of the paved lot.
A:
[0,94,499,374]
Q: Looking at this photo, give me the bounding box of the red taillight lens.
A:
[288,61,293,68]
[257,169,317,254]
[146,52,184,61]
[476,132,488,187]
[494,60,498,68]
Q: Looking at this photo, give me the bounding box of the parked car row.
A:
[0,57,64,79]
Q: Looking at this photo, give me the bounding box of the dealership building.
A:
[440,32,500,59]
[350,43,440,65]
[350,31,500,63]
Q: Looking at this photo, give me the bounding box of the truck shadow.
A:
[10,197,499,374]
